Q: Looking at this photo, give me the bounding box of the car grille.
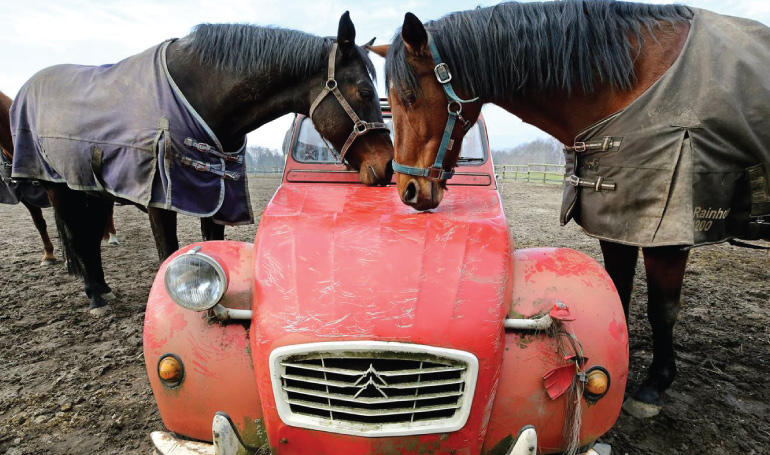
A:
[270,342,478,436]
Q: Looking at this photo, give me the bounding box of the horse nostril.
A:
[403,181,418,203]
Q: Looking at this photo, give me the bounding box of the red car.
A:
[144,102,627,455]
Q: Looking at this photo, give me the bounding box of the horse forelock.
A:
[184,24,376,83]
[386,0,692,102]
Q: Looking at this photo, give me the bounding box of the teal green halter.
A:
[391,32,478,181]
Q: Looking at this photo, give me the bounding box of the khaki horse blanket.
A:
[10,40,252,224]
[562,8,770,247]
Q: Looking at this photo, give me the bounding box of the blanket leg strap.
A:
[746,163,770,241]
[748,163,770,217]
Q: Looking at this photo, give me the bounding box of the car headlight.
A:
[164,246,228,311]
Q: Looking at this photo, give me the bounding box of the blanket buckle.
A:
[566,174,617,192]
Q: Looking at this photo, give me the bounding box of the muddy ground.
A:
[0,175,768,455]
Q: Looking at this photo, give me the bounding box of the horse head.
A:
[306,12,394,186]
[381,13,481,210]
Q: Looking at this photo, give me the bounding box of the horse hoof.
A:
[40,257,60,266]
[103,292,117,301]
[622,397,662,419]
[107,234,120,245]
[88,304,111,317]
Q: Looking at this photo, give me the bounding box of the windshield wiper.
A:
[457,157,485,163]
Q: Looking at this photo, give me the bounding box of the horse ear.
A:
[337,11,356,49]
[401,12,428,55]
[367,44,390,59]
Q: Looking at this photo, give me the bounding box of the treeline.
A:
[245,146,284,173]
[491,137,564,165]
[244,137,565,172]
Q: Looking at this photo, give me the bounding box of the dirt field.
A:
[0,175,768,455]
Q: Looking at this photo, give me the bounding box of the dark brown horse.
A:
[10,13,393,315]
[378,1,770,418]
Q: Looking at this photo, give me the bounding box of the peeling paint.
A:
[609,317,627,342]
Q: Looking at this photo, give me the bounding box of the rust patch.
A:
[485,434,513,455]
[239,417,269,453]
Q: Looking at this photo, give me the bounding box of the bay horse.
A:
[10,12,393,315]
[2,90,118,263]
[0,90,58,264]
[377,1,770,418]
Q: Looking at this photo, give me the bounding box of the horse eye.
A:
[358,89,373,100]
[403,92,417,107]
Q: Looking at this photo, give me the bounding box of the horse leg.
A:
[599,239,639,319]
[624,245,689,418]
[21,200,58,265]
[47,185,114,314]
[148,207,179,262]
[200,217,225,241]
[102,204,119,245]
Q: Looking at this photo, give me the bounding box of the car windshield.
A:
[291,117,487,164]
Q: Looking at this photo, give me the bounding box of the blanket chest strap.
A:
[566,174,617,192]
[184,138,243,164]
[178,156,242,181]
[563,136,623,153]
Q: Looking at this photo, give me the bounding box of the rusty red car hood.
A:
[252,183,512,349]
[250,183,512,453]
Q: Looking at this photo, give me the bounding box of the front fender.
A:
[143,241,266,447]
[483,248,628,454]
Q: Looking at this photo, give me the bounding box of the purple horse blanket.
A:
[0,152,50,207]
[10,40,253,225]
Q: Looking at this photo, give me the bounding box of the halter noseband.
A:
[391,32,479,181]
[309,43,389,165]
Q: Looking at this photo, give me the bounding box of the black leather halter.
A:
[309,43,389,165]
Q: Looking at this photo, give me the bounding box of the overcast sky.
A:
[1,0,769,151]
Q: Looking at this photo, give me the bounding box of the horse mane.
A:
[183,23,376,82]
[0,90,13,154]
[386,0,692,102]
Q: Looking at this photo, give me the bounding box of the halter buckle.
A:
[434,63,452,84]
[427,167,445,180]
[354,121,368,134]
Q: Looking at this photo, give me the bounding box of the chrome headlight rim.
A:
[163,246,228,311]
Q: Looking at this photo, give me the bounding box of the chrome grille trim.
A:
[269,341,479,437]
[284,399,462,416]
[280,373,466,389]
[282,386,465,404]
[281,361,466,377]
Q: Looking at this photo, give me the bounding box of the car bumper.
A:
[151,412,258,455]
[150,414,570,455]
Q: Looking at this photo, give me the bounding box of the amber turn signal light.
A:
[158,354,184,388]
[583,366,610,402]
